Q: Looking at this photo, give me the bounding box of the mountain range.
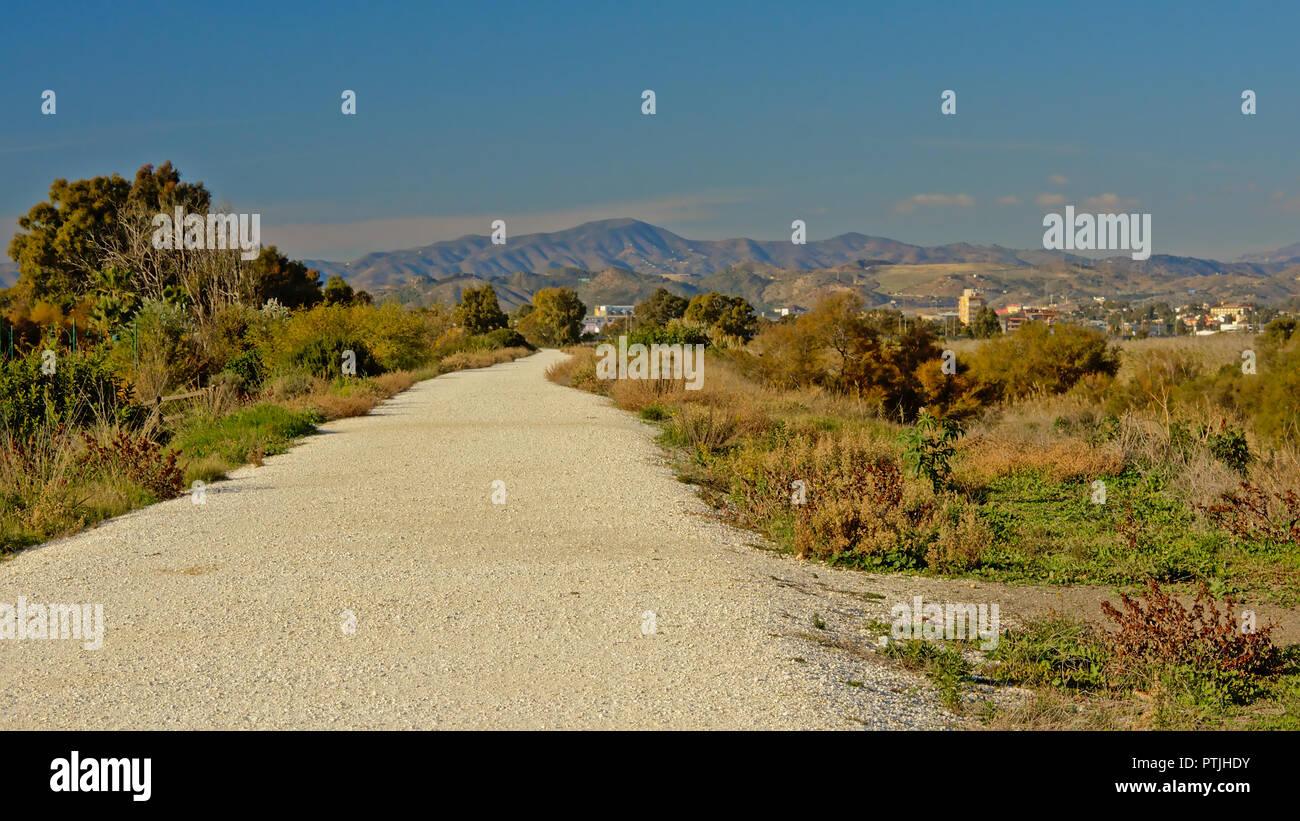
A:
[302,219,1300,313]
[4,220,1300,313]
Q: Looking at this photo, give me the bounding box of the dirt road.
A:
[0,350,955,729]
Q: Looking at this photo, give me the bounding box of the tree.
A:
[510,302,534,328]
[322,274,355,306]
[517,287,585,346]
[684,291,758,341]
[8,162,210,306]
[634,287,689,328]
[969,305,1002,338]
[246,247,323,309]
[455,284,508,334]
[968,322,1120,399]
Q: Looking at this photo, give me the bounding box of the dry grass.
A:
[439,347,531,373]
[305,391,378,419]
[957,435,1124,485]
[1114,333,1250,382]
[956,392,1124,484]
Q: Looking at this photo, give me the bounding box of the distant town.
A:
[580,289,1283,340]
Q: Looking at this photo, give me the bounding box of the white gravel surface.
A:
[0,349,957,729]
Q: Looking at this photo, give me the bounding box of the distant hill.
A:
[1240,243,1300,264]
[303,218,1068,291]
[5,218,1298,315]
[300,219,1300,313]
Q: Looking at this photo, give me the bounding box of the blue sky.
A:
[2,0,1297,261]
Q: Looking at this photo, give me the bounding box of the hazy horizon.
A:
[4,0,1297,262]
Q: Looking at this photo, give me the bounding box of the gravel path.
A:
[0,350,956,729]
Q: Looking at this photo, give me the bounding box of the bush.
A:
[1101,580,1284,703]
[261,303,442,378]
[78,429,183,500]
[969,322,1120,400]
[627,321,710,348]
[221,349,266,394]
[290,334,378,379]
[927,498,992,571]
[1195,482,1300,546]
[469,328,530,350]
[898,410,962,493]
[0,348,137,440]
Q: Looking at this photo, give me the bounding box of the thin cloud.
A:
[260,191,750,260]
[1082,193,1140,211]
[915,138,1083,154]
[1269,193,1300,213]
[1034,193,1066,207]
[1048,173,1069,185]
[892,193,975,214]
[994,195,1021,206]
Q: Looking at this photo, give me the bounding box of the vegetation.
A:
[548,286,1300,728]
[1,163,533,554]
[516,287,586,346]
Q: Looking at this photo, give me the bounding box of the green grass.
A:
[964,468,1300,604]
[881,639,973,712]
[171,403,323,483]
[983,617,1300,729]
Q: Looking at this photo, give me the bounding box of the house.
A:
[997,306,1061,333]
[1208,303,1253,324]
[958,289,985,324]
[581,316,622,335]
[594,305,635,318]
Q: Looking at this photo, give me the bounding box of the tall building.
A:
[958,289,985,324]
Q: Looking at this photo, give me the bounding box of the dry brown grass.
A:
[306,392,377,419]
[981,688,1146,730]
[1114,333,1251,383]
[439,347,531,373]
[956,392,1124,484]
[956,435,1124,485]
[372,371,416,395]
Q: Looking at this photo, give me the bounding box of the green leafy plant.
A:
[898,409,963,493]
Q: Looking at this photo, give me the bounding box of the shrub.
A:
[221,349,266,394]
[1206,425,1251,476]
[261,303,439,378]
[664,405,740,459]
[969,322,1120,400]
[290,334,377,378]
[1101,580,1284,703]
[627,321,710,348]
[898,409,962,493]
[1195,482,1300,546]
[78,429,183,500]
[927,498,992,571]
[131,298,200,400]
[469,328,529,350]
[0,349,136,440]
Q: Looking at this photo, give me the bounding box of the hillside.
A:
[298,218,1300,312]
